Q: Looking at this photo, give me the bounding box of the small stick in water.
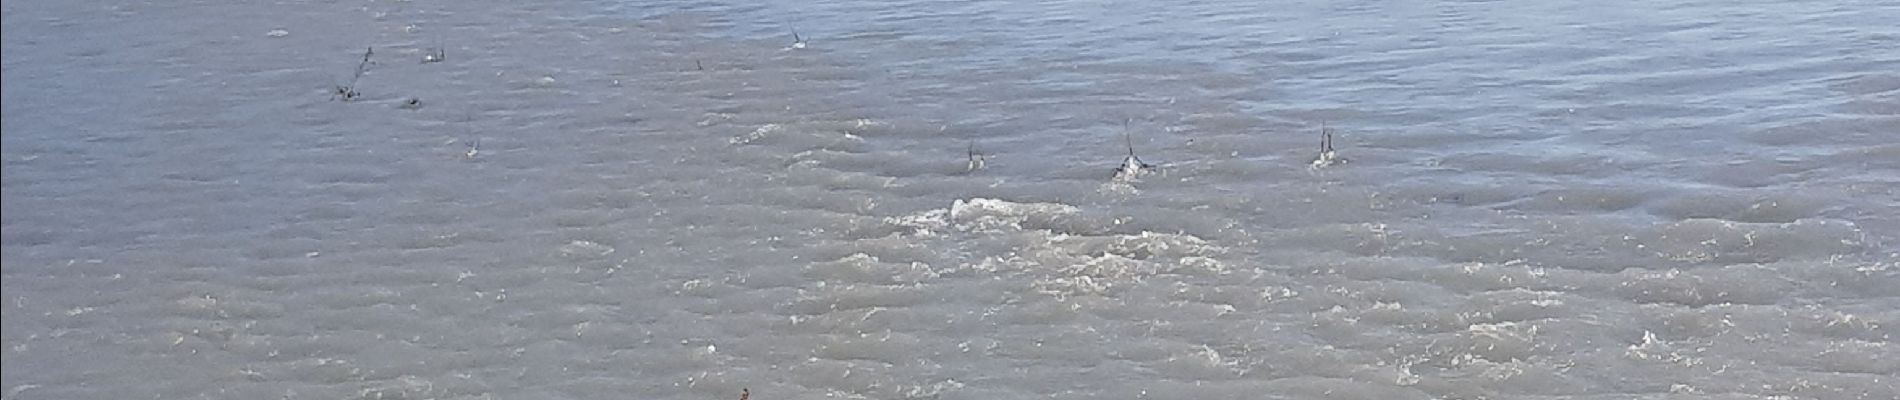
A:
[355,47,375,75]
[1309,121,1345,169]
[459,113,480,160]
[332,47,374,101]
[696,59,705,71]
[966,141,986,172]
[1112,119,1156,180]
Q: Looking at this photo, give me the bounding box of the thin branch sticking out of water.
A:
[459,113,481,160]
[967,141,986,172]
[1309,121,1346,169]
[1112,119,1157,181]
[332,47,374,101]
[789,29,808,49]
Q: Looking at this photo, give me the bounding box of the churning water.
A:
[3,0,1897,399]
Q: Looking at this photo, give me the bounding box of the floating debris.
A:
[398,97,423,110]
[421,47,446,63]
[1309,122,1346,169]
[266,29,289,38]
[331,85,359,102]
[739,388,750,400]
[1112,120,1156,181]
[457,113,481,160]
[331,47,374,101]
[789,29,808,49]
[966,141,986,172]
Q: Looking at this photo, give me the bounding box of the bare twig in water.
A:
[966,141,986,172]
[1112,119,1156,180]
[789,29,808,49]
[332,47,374,101]
[1309,121,1345,169]
[459,113,481,160]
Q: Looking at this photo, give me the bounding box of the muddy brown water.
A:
[4,0,1897,399]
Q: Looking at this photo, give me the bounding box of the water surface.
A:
[3,0,1897,399]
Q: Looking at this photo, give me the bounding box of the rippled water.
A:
[4,0,1897,399]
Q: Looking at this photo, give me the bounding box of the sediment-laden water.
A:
[4,0,1897,399]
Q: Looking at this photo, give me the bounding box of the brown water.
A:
[4,0,1897,399]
